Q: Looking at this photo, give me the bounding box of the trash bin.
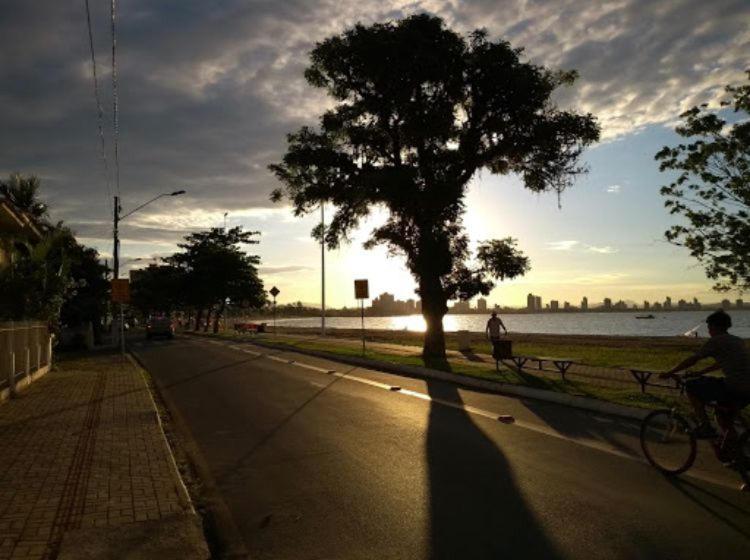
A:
[456,330,471,351]
[492,339,512,360]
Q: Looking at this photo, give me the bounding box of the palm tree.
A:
[0,173,48,220]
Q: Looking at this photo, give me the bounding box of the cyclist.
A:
[660,310,750,438]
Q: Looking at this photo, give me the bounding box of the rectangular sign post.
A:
[269,286,280,334]
[354,280,369,355]
[110,279,130,303]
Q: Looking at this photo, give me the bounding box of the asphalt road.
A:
[131,335,750,559]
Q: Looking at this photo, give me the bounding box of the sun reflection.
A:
[387,315,460,332]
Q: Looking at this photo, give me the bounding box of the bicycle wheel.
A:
[640,409,697,475]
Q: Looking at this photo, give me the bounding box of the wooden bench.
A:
[502,355,577,381]
[627,368,678,393]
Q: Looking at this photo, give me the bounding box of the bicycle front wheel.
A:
[640,409,697,475]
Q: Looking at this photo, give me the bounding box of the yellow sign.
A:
[354,279,369,300]
[111,279,130,303]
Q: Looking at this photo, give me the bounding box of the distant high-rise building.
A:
[550,300,559,311]
[581,296,588,311]
[614,300,627,310]
[405,299,416,313]
[527,293,536,311]
[477,297,488,312]
[737,299,745,309]
[653,301,663,310]
[416,300,422,313]
[664,297,672,309]
[643,301,650,310]
[721,299,731,310]
[563,301,571,311]
[534,295,542,310]
[603,297,612,310]
[451,300,471,313]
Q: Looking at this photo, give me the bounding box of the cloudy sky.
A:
[1,0,748,308]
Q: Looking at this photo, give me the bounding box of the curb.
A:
[189,333,651,422]
[129,348,250,559]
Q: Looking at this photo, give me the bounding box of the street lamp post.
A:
[112,190,185,351]
[321,202,326,337]
[113,190,185,279]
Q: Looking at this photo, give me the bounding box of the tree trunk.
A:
[212,301,226,334]
[419,274,448,364]
[203,307,213,332]
[194,308,203,331]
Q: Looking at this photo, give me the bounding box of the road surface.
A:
[131,335,750,559]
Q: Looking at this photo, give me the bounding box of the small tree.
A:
[270,15,599,360]
[657,72,750,292]
[167,227,266,332]
[130,264,185,317]
[60,243,110,343]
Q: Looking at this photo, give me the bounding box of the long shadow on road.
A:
[426,379,562,559]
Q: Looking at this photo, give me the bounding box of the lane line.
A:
[187,338,742,490]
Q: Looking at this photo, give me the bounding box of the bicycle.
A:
[639,373,750,490]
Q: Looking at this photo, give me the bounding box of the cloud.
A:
[586,245,618,254]
[0,0,747,255]
[606,184,622,194]
[258,265,314,275]
[547,240,580,251]
[570,272,629,285]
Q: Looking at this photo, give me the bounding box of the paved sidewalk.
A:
[0,352,208,560]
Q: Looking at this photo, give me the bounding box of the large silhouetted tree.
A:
[270,15,599,361]
[657,72,750,292]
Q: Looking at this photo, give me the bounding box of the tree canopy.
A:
[161,227,267,332]
[270,15,599,360]
[657,72,750,292]
[0,173,48,219]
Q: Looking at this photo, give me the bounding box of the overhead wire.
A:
[83,0,113,215]
[111,0,121,197]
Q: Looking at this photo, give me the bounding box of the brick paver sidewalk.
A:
[0,353,205,559]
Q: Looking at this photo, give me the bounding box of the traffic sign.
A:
[354,279,369,300]
[111,279,130,303]
[270,286,280,298]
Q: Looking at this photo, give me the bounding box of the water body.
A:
[274,310,750,338]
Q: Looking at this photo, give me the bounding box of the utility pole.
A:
[113,195,124,354]
[321,202,326,337]
[113,195,120,279]
[112,190,185,353]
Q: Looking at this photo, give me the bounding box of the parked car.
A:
[146,313,174,340]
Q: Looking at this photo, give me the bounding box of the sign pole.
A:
[353,279,369,356]
[360,299,365,355]
[269,286,280,336]
[111,278,130,354]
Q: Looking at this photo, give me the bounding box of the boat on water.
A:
[635,314,655,319]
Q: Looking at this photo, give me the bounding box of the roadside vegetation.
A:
[193,327,735,412]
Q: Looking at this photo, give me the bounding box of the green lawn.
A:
[195,330,689,412]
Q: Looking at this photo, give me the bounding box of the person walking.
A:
[486,310,507,346]
[486,311,507,341]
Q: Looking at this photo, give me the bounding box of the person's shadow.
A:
[426,379,562,559]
